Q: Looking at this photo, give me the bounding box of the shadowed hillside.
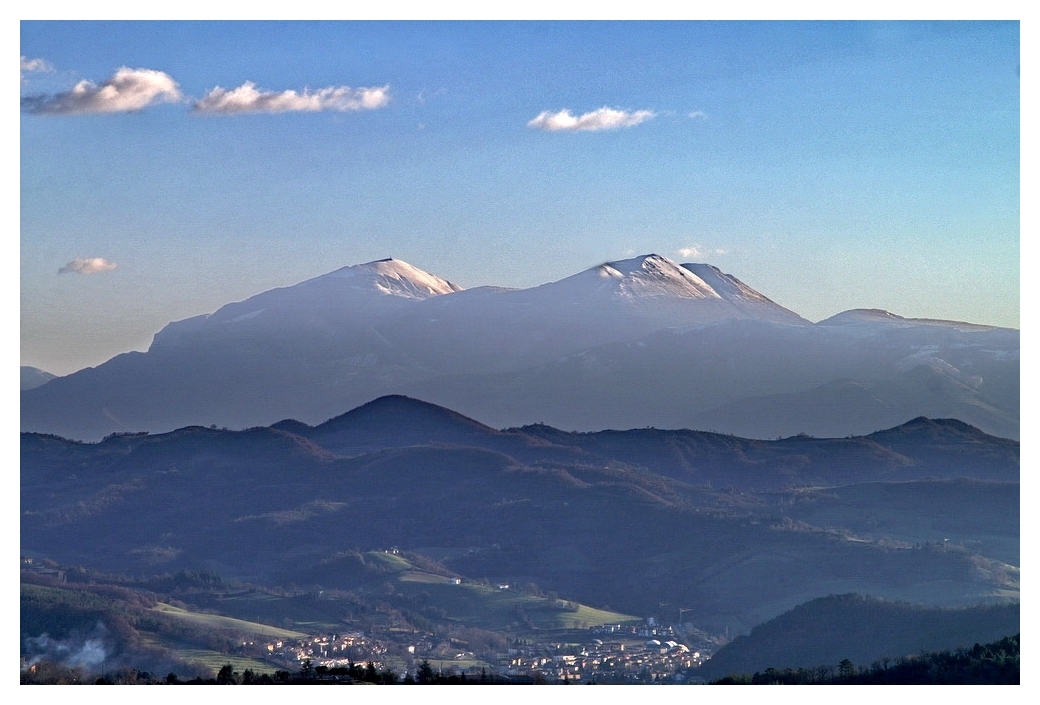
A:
[697,594,1020,680]
[22,396,1019,637]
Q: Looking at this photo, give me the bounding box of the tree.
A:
[364,662,378,682]
[216,663,236,685]
[416,659,435,684]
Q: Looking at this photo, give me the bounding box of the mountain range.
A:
[21,395,1019,637]
[21,254,1019,441]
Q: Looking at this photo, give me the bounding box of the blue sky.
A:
[19,20,1020,376]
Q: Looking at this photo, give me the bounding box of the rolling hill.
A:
[22,396,1019,637]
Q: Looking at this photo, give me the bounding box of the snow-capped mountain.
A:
[542,254,723,300]
[21,254,1018,441]
[382,254,808,374]
[478,254,803,321]
[681,262,790,307]
[152,258,463,348]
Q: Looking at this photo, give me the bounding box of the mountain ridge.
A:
[21,254,1018,442]
[21,394,1019,636]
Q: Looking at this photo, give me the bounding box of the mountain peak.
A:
[564,253,720,300]
[534,254,804,325]
[817,309,906,326]
[314,258,464,299]
[597,253,676,276]
[817,309,1005,333]
[150,258,463,344]
[320,394,493,430]
[309,395,502,453]
[869,416,1009,443]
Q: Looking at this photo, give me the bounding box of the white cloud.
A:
[678,246,728,260]
[193,82,390,114]
[21,67,183,115]
[527,107,655,132]
[20,56,54,75]
[59,258,117,275]
[688,110,707,120]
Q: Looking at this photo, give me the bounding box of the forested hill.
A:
[696,594,1020,680]
[709,633,1019,685]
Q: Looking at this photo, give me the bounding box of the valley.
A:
[20,19,1020,687]
[21,395,1019,683]
[20,257,1020,684]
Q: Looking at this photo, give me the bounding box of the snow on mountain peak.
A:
[515,254,807,327]
[316,258,464,299]
[170,258,462,335]
[681,263,780,306]
[577,253,720,300]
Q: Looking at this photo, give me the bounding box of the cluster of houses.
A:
[264,631,384,669]
[260,618,714,684]
[500,633,703,683]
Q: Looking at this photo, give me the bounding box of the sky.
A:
[18,18,1021,376]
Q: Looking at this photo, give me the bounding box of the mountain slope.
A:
[151,257,462,347]
[21,254,1018,441]
[696,594,1020,679]
[22,397,1019,635]
[292,395,587,463]
[410,315,1017,438]
[21,366,57,390]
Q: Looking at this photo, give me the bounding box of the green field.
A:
[394,577,635,630]
[196,551,638,636]
[23,552,638,683]
[151,603,306,638]
[172,651,276,674]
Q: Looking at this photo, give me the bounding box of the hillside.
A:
[21,552,638,681]
[696,594,1020,680]
[22,396,1019,638]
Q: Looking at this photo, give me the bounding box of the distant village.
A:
[23,555,722,683]
[253,617,718,684]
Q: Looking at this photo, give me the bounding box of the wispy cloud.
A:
[59,258,117,275]
[678,246,728,260]
[688,110,707,120]
[193,82,390,114]
[527,107,655,132]
[416,87,447,105]
[20,56,54,76]
[21,67,183,115]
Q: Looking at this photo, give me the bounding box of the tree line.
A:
[711,633,1019,685]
